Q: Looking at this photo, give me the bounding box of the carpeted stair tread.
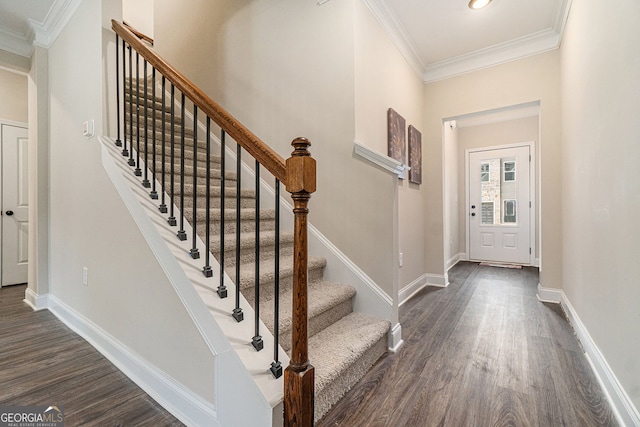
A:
[210,229,294,253]
[260,281,356,339]
[231,255,327,290]
[187,207,276,223]
[309,312,389,391]
[309,312,390,421]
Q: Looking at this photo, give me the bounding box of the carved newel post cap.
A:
[286,137,316,194]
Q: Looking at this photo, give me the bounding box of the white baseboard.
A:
[388,323,404,352]
[445,253,463,272]
[399,274,428,306]
[536,283,562,303]
[426,273,449,288]
[47,295,219,427]
[560,294,640,427]
[537,284,639,425]
[399,273,450,307]
[23,288,49,311]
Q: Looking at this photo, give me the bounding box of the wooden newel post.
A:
[284,137,316,426]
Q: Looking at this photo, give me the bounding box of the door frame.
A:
[0,119,29,287]
[465,141,536,265]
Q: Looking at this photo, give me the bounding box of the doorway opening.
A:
[443,101,540,271]
[1,122,29,287]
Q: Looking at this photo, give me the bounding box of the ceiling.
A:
[0,0,571,82]
[363,0,572,82]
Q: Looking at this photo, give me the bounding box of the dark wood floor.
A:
[0,285,183,426]
[318,262,618,427]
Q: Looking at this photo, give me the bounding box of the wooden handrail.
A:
[112,19,287,184]
[123,21,154,45]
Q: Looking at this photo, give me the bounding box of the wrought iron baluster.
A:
[150,68,158,199]
[168,84,177,226]
[252,161,263,352]
[142,60,150,187]
[127,45,134,165]
[203,117,213,278]
[271,178,282,378]
[115,34,122,148]
[134,52,142,176]
[233,143,243,322]
[217,130,228,298]
[159,76,168,213]
[190,106,200,259]
[177,93,187,241]
[121,40,129,156]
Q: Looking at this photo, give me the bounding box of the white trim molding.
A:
[47,295,219,427]
[0,0,81,57]
[536,283,562,303]
[388,323,404,353]
[422,29,560,83]
[23,288,49,311]
[426,273,449,288]
[536,285,640,426]
[560,293,640,427]
[399,274,428,306]
[354,140,409,179]
[361,0,425,79]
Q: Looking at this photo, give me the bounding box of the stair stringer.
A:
[100,136,286,427]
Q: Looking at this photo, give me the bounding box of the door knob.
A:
[5,210,13,216]
[471,205,476,209]
[471,212,476,216]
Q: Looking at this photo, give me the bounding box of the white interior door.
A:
[1,124,29,286]
[469,145,530,264]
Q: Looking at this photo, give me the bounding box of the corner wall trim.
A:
[536,283,562,303]
[47,295,219,427]
[425,273,449,288]
[388,323,404,353]
[560,293,640,427]
[23,288,49,311]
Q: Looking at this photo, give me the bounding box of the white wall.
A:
[154,0,399,294]
[123,0,154,38]
[0,67,28,123]
[354,0,425,290]
[424,50,561,289]
[47,0,215,404]
[561,0,640,412]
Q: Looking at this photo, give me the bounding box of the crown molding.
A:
[362,0,573,84]
[422,28,560,84]
[361,0,425,79]
[0,27,31,57]
[29,0,82,48]
[0,0,81,58]
[553,0,574,36]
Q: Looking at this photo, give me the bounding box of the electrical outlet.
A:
[82,267,88,286]
[399,252,404,267]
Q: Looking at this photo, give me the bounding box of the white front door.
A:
[1,124,29,286]
[469,145,530,264]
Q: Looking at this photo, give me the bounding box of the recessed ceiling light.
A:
[469,0,492,9]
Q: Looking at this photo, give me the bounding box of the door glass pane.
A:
[479,157,517,225]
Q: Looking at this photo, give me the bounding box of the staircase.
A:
[120,55,389,422]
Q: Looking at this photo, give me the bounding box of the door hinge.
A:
[529,201,532,208]
[529,248,532,254]
[529,154,532,161]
